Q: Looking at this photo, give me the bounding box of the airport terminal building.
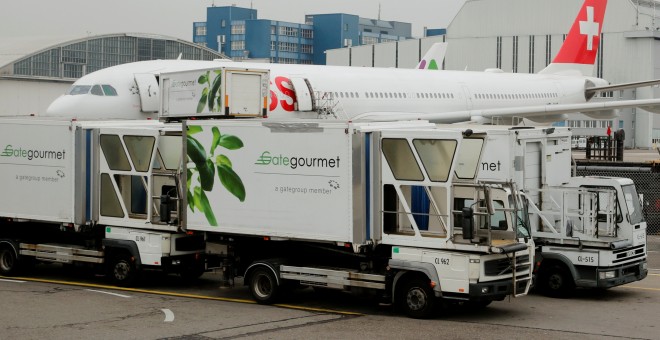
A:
[327,0,660,148]
[0,33,226,116]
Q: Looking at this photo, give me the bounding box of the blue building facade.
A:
[193,6,412,64]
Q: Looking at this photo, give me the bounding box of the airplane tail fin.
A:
[539,0,607,76]
[417,42,448,70]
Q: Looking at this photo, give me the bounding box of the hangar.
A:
[0,33,226,116]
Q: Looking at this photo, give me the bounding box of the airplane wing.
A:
[352,98,660,124]
[586,79,660,96]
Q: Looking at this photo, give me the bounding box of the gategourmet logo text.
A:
[255,151,339,169]
[1,145,66,161]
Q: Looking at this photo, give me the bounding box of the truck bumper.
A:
[468,277,531,301]
[594,259,648,288]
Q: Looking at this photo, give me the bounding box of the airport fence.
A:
[575,164,660,234]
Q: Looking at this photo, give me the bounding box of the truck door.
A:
[227,72,263,115]
[134,74,160,113]
[97,127,160,228]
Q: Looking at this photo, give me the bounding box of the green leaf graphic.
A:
[209,72,222,111]
[199,159,216,191]
[199,188,217,226]
[210,127,221,156]
[187,125,203,135]
[186,136,207,165]
[187,189,195,212]
[197,74,208,85]
[197,87,209,113]
[216,154,232,167]
[216,96,222,112]
[217,164,246,202]
[193,187,205,213]
[219,135,244,150]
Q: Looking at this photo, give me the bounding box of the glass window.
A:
[158,136,182,170]
[67,85,91,95]
[382,139,424,181]
[413,139,457,182]
[100,135,131,171]
[123,135,155,172]
[102,85,118,96]
[455,138,484,179]
[91,85,104,96]
[100,174,124,218]
[623,184,644,224]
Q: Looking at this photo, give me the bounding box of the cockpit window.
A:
[91,85,104,96]
[102,85,118,96]
[67,85,92,95]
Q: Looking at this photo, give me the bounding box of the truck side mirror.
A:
[462,207,474,240]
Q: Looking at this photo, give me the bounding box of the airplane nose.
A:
[45,95,74,117]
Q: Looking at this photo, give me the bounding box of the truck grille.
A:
[612,245,646,264]
[485,255,530,276]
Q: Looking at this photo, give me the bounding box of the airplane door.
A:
[134,74,160,113]
[290,77,315,111]
[460,84,473,110]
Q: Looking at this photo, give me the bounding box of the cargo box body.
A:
[0,118,76,223]
[184,120,360,244]
[160,67,270,120]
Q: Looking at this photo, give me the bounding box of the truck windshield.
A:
[622,184,644,224]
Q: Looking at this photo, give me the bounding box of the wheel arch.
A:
[244,261,280,287]
[102,239,142,269]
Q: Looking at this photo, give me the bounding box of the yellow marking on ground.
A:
[1,276,364,316]
[648,273,660,277]
[622,286,660,292]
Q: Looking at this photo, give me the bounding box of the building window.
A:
[196,26,207,36]
[231,41,245,51]
[278,26,298,37]
[512,36,519,73]
[529,35,535,73]
[362,36,378,45]
[278,42,298,52]
[231,24,245,35]
[496,36,502,69]
[301,44,313,54]
[221,20,226,28]
[545,35,552,66]
[270,41,276,51]
[271,25,276,35]
[301,29,313,39]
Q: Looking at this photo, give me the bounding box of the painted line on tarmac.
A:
[162,309,175,322]
[4,276,364,317]
[0,278,26,283]
[86,289,131,298]
[623,286,660,292]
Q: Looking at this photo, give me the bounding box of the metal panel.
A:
[350,45,373,67]
[229,72,262,115]
[326,48,350,66]
[374,42,397,68]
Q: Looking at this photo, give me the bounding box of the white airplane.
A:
[46,0,660,123]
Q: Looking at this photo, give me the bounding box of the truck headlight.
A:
[599,271,616,279]
[481,287,489,293]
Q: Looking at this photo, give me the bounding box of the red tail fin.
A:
[540,0,607,75]
[553,0,607,64]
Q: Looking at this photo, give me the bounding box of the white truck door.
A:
[134,74,160,113]
[290,77,315,111]
[229,72,262,115]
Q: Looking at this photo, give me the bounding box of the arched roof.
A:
[0,33,228,81]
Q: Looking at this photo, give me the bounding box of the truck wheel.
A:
[540,264,574,297]
[0,244,19,276]
[249,267,279,304]
[109,255,137,287]
[398,277,436,319]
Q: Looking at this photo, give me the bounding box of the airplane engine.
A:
[581,109,619,119]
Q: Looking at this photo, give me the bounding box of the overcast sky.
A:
[0,0,465,42]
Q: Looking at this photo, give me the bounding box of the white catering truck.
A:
[178,119,533,318]
[0,118,206,285]
[467,125,648,296]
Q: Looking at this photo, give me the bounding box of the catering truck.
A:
[178,119,533,318]
[0,117,206,285]
[468,125,648,296]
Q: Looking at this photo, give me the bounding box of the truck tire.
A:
[539,264,574,298]
[249,267,279,304]
[0,243,19,276]
[398,276,436,319]
[109,255,137,287]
